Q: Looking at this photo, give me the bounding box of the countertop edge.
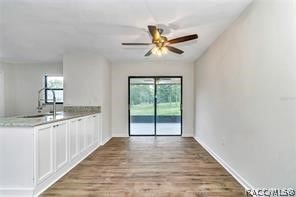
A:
[0,111,100,128]
[33,111,100,127]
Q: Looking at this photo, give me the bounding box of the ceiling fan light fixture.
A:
[161,47,168,54]
[152,47,158,55]
[156,48,162,57]
[151,47,168,57]
[122,25,198,57]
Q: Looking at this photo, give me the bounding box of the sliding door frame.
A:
[128,76,183,136]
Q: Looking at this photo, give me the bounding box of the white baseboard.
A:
[193,136,255,191]
[112,133,129,137]
[182,134,194,137]
[101,136,112,145]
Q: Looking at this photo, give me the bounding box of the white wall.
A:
[194,0,296,188]
[0,63,5,117]
[0,62,16,116]
[101,62,112,143]
[63,53,108,106]
[0,62,63,116]
[111,61,194,137]
[63,53,112,143]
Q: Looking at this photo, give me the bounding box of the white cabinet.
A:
[77,115,97,153]
[0,113,101,196]
[91,114,99,143]
[86,116,95,148]
[36,121,68,184]
[54,122,68,171]
[36,125,54,184]
[69,119,79,160]
[84,115,99,149]
[77,118,86,153]
[85,117,92,148]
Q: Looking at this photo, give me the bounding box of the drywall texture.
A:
[111,61,194,137]
[0,62,63,116]
[0,63,5,117]
[63,53,112,143]
[0,62,15,116]
[195,0,296,188]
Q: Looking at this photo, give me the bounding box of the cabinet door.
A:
[69,119,79,160]
[85,116,94,148]
[54,122,68,170]
[84,117,90,148]
[91,114,99,143]
[36,126,54,184]
[77,118,86,153]
[96,114,101,145]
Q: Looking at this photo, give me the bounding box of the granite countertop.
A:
[0,111,99,127]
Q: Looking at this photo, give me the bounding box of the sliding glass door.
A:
[129,76,182,136]
[129,78,155,135]
[156,78,182,135]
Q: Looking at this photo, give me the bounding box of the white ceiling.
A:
[0,0,252,63]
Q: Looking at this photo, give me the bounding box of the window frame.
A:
[44,75,64,104]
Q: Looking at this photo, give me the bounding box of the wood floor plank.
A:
[41,137,246,196]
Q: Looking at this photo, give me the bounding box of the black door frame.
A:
[128,76,183,136]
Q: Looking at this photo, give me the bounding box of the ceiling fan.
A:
[122,25,198,57]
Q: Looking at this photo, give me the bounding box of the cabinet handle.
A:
[78,119,82,121]
[93,115,96,118]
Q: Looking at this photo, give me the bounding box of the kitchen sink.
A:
[22,114,51,118]
[21,112,62,118]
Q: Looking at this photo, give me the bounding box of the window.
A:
[45,76,63,104]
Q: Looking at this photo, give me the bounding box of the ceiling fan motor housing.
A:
[153,36,167,48]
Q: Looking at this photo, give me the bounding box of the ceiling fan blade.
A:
[122,43,152,45]
[148,25,161,41]
[168,34,198,44]
[167,46,184,54]
[144,48,153,56]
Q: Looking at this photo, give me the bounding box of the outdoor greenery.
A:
[130,84,181,116]
[130,85,154,105]
[130,84,181,105]
[45,76,64,102]
[46,76,63,89]
[157,84,181,104]
[130,102,181,116]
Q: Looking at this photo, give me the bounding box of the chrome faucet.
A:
[37,88,56,117]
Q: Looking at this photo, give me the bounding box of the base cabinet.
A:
[54,122,68,170]
[36,125,54,184]
[78,118,86,153]
[0,113,101,197]
[36,121,69,185]
[90,114,99,144]
[69,119,79,160]
[76,115,99,155]
[85,115,98,148]
[34,114,100,196]
[85,117,93,148]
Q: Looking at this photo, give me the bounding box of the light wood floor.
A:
[41,137,246,197]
